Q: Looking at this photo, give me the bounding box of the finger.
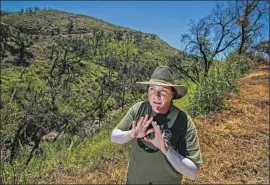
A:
[160,133,167,151]
[144,136,152,143]
[142,114,149,125]
[152,121,159,133]
[142,118,153,132]
[145,128,154,135]
[144,117,153,127]
[157,125,163,134]
[137,116,144,128]
[151,121,157,128]
[155,125,163,137]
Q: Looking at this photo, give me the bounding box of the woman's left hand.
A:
[144,121,169,153]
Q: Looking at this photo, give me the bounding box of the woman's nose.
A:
[153,91,161,97]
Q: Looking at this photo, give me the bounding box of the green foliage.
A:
[189,53,255,116]
[1,106,130,184]
[173,80,197,113]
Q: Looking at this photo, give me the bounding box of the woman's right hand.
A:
[130,115,155,139]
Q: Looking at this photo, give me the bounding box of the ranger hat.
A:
[136,66,187,99]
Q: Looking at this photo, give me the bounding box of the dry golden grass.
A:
[37,65,269,184]
[183,65,269,184]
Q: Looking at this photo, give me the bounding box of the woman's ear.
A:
[172,87,179,99]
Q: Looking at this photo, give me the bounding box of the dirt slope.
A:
[43,65,269,184]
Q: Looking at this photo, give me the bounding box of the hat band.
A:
[149,78,174,85]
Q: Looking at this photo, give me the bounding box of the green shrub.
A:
[189,53,255,116]
[173,80,197,113]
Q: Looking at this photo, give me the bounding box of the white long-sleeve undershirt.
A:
[111,127,133,144]
[111,127,199,180]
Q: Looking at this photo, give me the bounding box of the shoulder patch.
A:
[162,129,172,143]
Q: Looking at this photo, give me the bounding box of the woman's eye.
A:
[161,90,168,95]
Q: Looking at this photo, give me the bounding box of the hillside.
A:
[33,64,269,184]
[1,9,180,64]
[1,8,183,146]
[1,9,183,113]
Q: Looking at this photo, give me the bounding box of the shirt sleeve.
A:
[116,101,143,131]
[165,146,198,180]
[184,115,203,167]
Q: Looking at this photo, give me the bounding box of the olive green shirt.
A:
[117,101,202,184]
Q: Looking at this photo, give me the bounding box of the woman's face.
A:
[147,85,174,114]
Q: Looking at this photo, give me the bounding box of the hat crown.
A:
[151,66,174,83]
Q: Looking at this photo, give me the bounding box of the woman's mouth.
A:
[153,101,161,105]
[153,101,162,109]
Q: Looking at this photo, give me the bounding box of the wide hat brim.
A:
[136,79,187,99]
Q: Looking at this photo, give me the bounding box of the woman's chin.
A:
[151,105,170,114]
[152,106,162,113]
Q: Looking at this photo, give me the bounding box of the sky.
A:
[1,1,269,50]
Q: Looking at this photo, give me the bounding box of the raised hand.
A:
[130,115,155,139]
[144,121,169,153]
